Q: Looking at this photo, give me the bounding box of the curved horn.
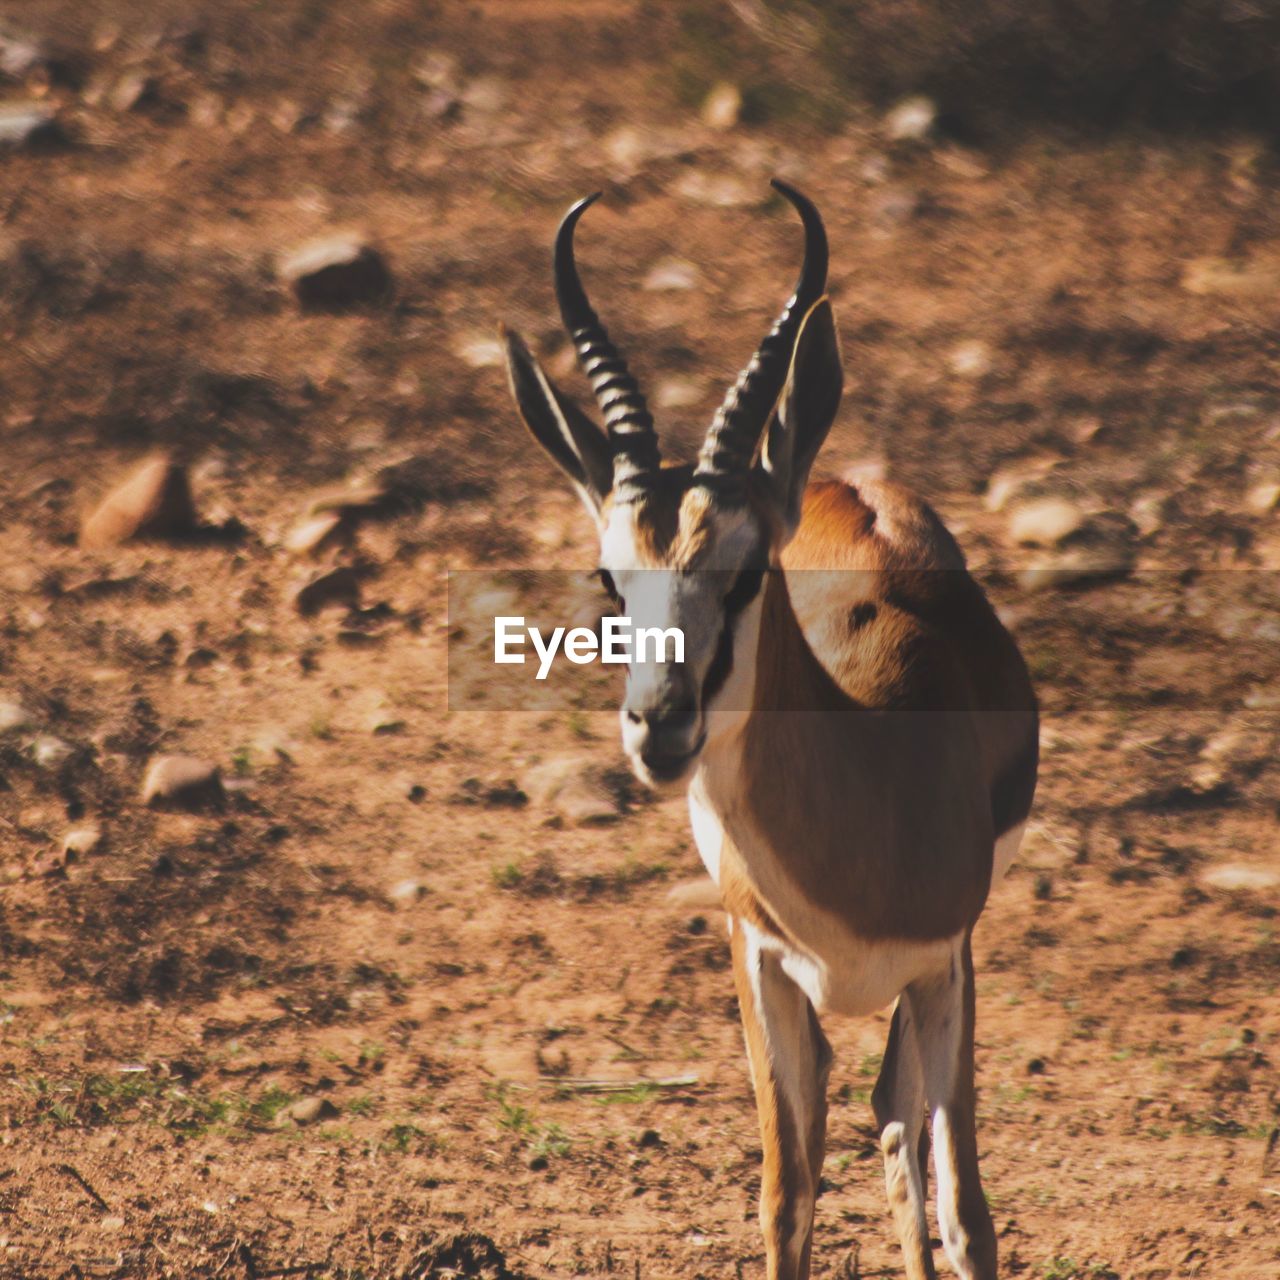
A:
[555,193,660,497]
[694,179,829,494]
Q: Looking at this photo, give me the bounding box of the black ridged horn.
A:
[555,193,660,498]
[694,179,829,496]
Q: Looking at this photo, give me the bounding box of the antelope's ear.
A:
[758,297,843,532]
[502,326,613,516]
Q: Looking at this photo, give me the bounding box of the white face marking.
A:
[595,496,770,788]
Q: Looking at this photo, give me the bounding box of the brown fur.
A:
[736,479,1038,942]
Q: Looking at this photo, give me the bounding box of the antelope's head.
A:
[503,181,843,788]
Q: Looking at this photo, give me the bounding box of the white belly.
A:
[687,768,959,1017]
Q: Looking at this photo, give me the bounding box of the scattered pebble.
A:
[1201,864,1280,893]
[643,258,701,292]
[1182,257,1279,298]
[701,82,742,131]
[1129,492,1168,538]
[1009,498,1086,547]
[279,235,391,310]
[673,171,756,209]
[286,1096,340,1126]
[284,512,347,557]
[946,339,994,380]
[389,878,426,909]
[655,376,705,411]
[455,333,506,369]
[141,755,225,810]
[0,28,45,79]
[983,457,1061,513]
[62,824,102,858]
[80,454,196,550]
[294,567,362,617]
[883,95,936,142]
[0,101,59,148]
[0,697,34,735]
[523,759,624,826]
[665,878,722,911]
[30,734,72,768]
[1245,481,1279,514]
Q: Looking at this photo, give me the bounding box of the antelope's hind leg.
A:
[872,998,938,1280]
[906,934,998,1280]
[730,919,832,1280]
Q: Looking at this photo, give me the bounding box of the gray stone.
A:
[1009,498,1087,547]
[0,697,34,735]
[523,759,624,826]
[884,95,936,142]
[294,567,362,617]
[141,755,225,809]
[0,101,59,148]
[81,454,196,550]
[1201,864,1280,893]
[286,1096,340,1126]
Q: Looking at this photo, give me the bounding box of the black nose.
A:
[644,692,697,733]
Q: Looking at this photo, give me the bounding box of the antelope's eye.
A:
[595,569,621,605]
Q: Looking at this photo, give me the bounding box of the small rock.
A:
[701,82,742,131]
[883,95,936,142]
[1017,547,1134,592]
[62,824,102,858]
[523,759,623,826]
[141,755,225,810]
[665,878,722,911]
[286,1096,340,1126]
[983,457,1061,513]
[1009,498,1087,547]
[455,332,505,369]
[1182,257,1280,298]
[655,376,704,411]
[0,28,45,79]
[1129,492,1168,538]
[107,71,156,113]
[643,258,701,293]
[30,734,71,768]
[0,697,34,734]
[99,1215,126,1232]
[279,235,391,311]
[294,567,362,617]
[674,171,756,209]
[0,101,59,148]
[389,878,426,908]
[1245,481,1280,514]
[80,454,196,550]
[307,483,388,519]
[946,340,993,380]
[1201,864,1280,893]
[935,145,990,180]
[284,512,347,557]
[636,1128,662,1149]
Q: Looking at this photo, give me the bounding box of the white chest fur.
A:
[687,748,959,1018]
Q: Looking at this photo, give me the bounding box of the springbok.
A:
[502,181,1038,1280]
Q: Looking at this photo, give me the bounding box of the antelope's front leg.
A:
[730,917,832,1280]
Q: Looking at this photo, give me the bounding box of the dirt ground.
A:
[1,3,1279,1278]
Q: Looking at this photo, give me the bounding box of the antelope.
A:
[501,181,1038,1280]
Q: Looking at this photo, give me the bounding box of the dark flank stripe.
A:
[991,732,1039,837]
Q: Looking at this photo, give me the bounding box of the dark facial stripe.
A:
[702,566,767,710]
